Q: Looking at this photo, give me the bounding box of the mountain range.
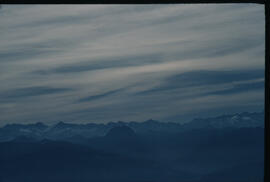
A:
[0,111,264,142]
[0,111,264,182]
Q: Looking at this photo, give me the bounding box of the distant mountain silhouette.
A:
[0,111,264,182]
[183,111,264,129]
[87,126,150,158]
[0,111,264,142]
[0,123,264,182]
[106,126,137,139]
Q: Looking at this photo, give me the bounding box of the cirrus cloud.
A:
[0,4,265,125]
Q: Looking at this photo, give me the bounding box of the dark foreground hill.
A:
[0,138,193,182]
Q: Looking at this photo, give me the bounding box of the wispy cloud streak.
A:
[0,4,265,125]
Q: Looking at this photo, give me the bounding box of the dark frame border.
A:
[0,1,269,182]
[265,2,269,182]
[0,0,266,4]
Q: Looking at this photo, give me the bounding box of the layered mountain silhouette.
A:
[106,126,137,139]
[0,137,193,182]
[0,111,264,142]
[0,111,264,182]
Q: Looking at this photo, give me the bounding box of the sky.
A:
[0,4,265,125]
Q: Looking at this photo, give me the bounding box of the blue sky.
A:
[0,4,265,125]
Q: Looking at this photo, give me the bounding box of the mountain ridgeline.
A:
[0,111,264,142]
[0,111,264,182]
